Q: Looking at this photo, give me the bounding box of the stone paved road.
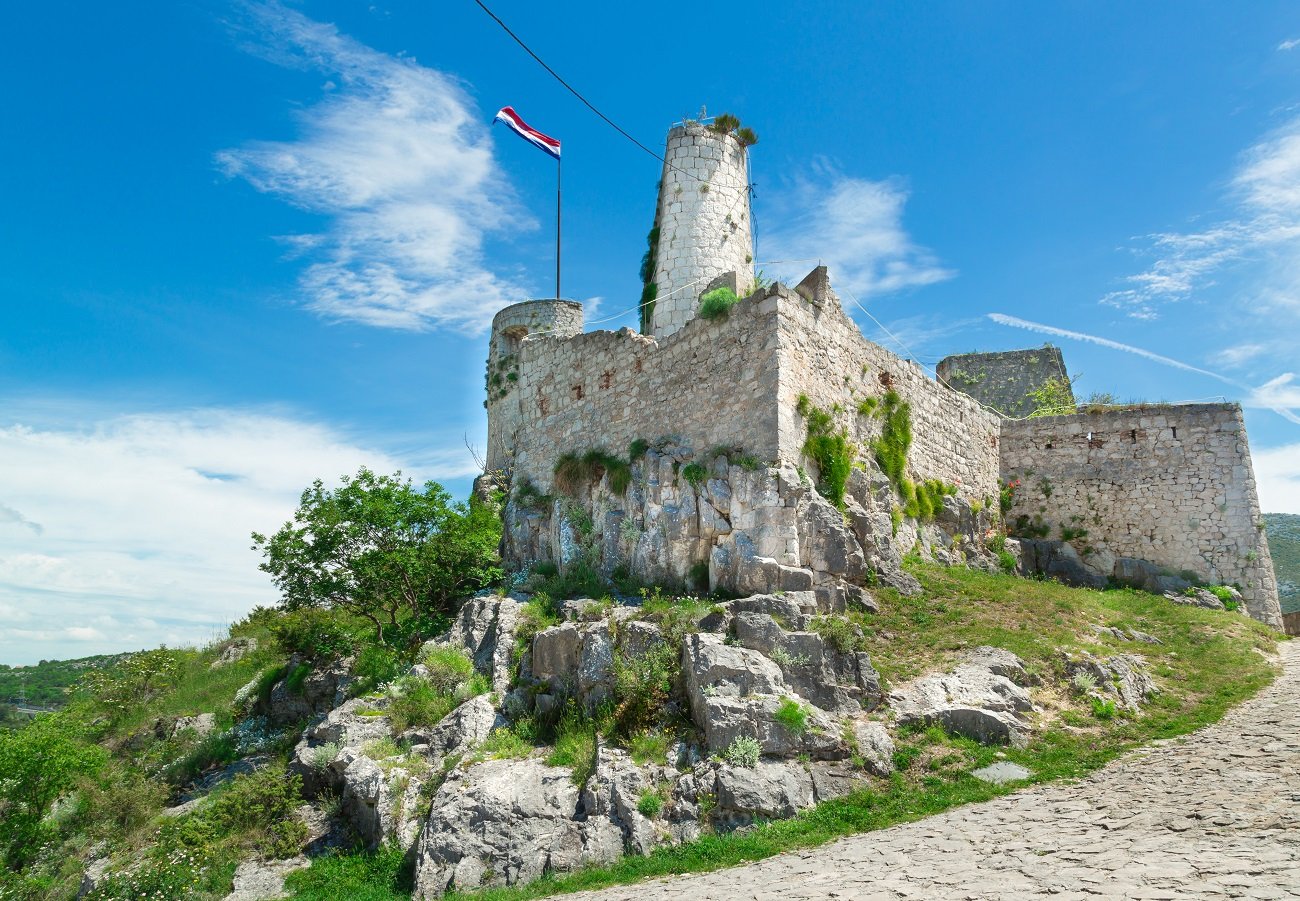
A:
[573,643,1300,900]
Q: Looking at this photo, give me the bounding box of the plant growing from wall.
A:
[796,394,854,509]
[681,462,708,487]
[706,112,759,148]
[1027,376,1077,418]
[698,286,740,320]
[554,449,633,495]
[639,224,660,334]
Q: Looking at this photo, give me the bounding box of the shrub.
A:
[796,395,854,508]
[310,742,341,773]
[1091,697,1118,720]
[636,788,665,818]
[774,698,808,735]
[388,679,456,733]
[421,646,477,693]
[872,390,912,498]
[203,763,309,858]
[555,449,632,495]
[722,735,761,768]
[269,608,356,661]
[809,614,865,654]
[478,726,532,760]
[1070,671,1098,694]
[997,549,1018,574]
[611,642,677,737]
[628,437,650,459]
[352,644,405,695]
[681,462,708,487]
[284,662,312,695]
[545,706,597,785]
[698,287,740,320]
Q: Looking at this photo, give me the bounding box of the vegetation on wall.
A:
[697,286,740,321]
[638,225,660,334]
[707,112,759,148]
[1026,376,1078,418]
[796,395,854,509]
[554,449,633,496]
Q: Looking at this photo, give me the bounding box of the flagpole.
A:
[556,156,562,300]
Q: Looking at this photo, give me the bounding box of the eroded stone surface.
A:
[551,643,1300,901]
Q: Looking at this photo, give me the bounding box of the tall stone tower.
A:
[648,122,754,339]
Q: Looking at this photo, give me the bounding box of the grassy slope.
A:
[287,565,1281,901]
[0,654,128,711]
[1264,513,1300,614]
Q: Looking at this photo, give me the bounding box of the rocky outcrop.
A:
[412,758,622,898]
[211,637,258,669]
[435,594,523,693]
[1063,652,1158,712]
[260,656,353,729]
[221,856,309,901]
[888,647,1035,747]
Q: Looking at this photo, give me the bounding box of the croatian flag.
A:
[493,106,561,161]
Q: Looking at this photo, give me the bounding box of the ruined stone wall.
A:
[937,346,1072,418]
[773,273,1003,504]
[487,293,782,493]
[1000,404,1282,628]
[649,124,754,339]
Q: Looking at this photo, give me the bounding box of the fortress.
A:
[483,120,1283,630]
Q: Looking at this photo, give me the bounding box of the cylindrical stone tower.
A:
[485,299,584,473]
[649,122,754,339]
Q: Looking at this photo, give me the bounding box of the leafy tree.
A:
[0,715,107,869]
[252,469,502,643]
[77,649,182,721]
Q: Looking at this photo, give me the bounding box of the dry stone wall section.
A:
[1000,405,1282,628]
[937,346,1072,418]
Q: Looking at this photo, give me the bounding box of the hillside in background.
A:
[1264,513,1300,615]
[0,654,128,711]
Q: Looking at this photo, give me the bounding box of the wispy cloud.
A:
[1210,342,1270,368]
[1254,442,1300,513]
[218,2,532,334]
[763,164,954,300]
[1278,38,1300,51]
[1103,116,1300,319]
[0,404,479,664]
[0,502,42,535]
[988,313,1300,424]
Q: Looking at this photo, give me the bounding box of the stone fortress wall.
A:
[775,270,1002,503]
[936,346,1073,418]
[649,124,754,339]
[487,272,1000,504]
[1000,405,1282,628]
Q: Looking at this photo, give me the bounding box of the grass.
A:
[773,698,808,735]
[795,395,853,509]
[284,845,412,901]
[697,287,740,320]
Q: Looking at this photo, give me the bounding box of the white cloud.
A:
[218,2,533,334]
[1278,38,1300,51]
[763,165,954,301]
[1248,374,1300,425]
[1254,442,1300,513]
[1103,116,1300,319]
[0,405,479,665]
[1210,342,1270,368]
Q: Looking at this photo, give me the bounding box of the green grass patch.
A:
[284,844,412,901]
[795,395,853,509]
[697,286,740,320]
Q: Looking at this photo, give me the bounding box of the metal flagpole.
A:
[556,156,562,300]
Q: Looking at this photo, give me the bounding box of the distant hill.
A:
[0,653,127,710]
[1264,513,1300,615]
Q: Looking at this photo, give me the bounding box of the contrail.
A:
[986,313,1245,387]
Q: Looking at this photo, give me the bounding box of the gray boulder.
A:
[336,745,426,851]
[221,856,309,901]
[695,693,846,759]
[731,613,882,714]
[210,637,258,669]
[262,656,353,728]
[850,720,895,776]
[437,594,523,693]
[401,694,502,760]
[412,758,621,898]
[1064,653,1158,712]
[1164,588,1225,610]
[713,760,814,826]
[888,648,1034,747]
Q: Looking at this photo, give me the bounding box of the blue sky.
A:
[2,1,1299,664]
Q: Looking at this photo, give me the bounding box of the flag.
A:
[493,106,561,161]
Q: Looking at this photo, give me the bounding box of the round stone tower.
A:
[485,299,584,474]
[649,122,754,339]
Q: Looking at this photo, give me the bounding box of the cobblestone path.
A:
[574,643,1300,900]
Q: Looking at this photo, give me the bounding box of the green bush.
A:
[203,764,308,857]
[421,646,477,693]
[698,287,740,320]
[269,608,356,661]
[872,390,912,498]
[555,449,632,495]
[627,729,672,766]
[611,642,677,737]
[796,395,854,508]
[352,644,405,695]
[681,462,708,487]
[722,735,761,768]
[637,788,665,818]
[1091,697,1118,720]
[388,679,456,733]
[546,705,598,785]
[810,614,865,654]
[284,662,312,695]
[774,697,809,735]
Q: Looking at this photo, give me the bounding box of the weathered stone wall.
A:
[487,293,781,492]
[937,346,1072,418]
[774,270,1003,504]
[1000,404,1282,628]
[650,124,754,339]
[487,301,585,474]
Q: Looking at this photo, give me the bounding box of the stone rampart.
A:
[1000,404,1282,628]
[775,273,1003,504]
[937,346,1072,417]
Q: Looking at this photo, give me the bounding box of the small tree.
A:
[252,469,502,643]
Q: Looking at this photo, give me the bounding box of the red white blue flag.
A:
[493,106,561,161]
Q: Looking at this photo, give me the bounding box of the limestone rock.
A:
[401,694,502,760]
[1064,653,1158,712]
[694,693,847,759]
[336,746,425,851]
[713,760,814,827]
[211,637,258,669]
[221,856,310,901]
[262,656,353,729]
[1164,588,1225,611]
[412,758,620,898]
[850,720,895,776]
[438,594,523,693]
[888,648,1034,747]
[290,696,392,796]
